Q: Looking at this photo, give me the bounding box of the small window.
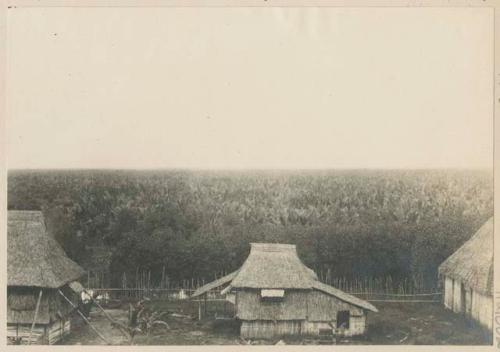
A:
[336,310,350,329]
[260,289,285,302]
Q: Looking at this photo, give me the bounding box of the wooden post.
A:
[57,289,110,345]
[135,267,139,298]
[198,300,202,321]
[148,270,151,297]
[162,266,165,290]
[27,289,43,345]
[123,272,127,300]
[140,270,143,299]
[204,293,208,317]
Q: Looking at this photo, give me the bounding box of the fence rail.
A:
[86,288,196,291]
[347,292,442,296]
[84,269,441,303]
[345,291,442,303]
[86,286,442,304]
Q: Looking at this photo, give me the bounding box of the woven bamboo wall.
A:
[346,315,366,336]
[236,290,308,320]
[302,316,366,337]
[7,286,78,326]
[237,289,369,338]
[241,316,367,339]
[240,320,302,339]
[306,290,363,321]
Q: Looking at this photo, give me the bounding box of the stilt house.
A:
[438,217,493,331]
[192,243,377,339]
[7,210,86,344]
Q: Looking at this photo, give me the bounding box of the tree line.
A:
[7,168,493,290]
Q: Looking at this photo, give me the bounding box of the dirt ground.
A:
[63,309,131,345]
[364,302,491,345]
[60,301,492,345]
[63,303,242,345]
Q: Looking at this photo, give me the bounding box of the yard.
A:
[61,300,492,345]
[365,302,491,345]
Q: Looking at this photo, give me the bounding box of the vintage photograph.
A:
[4,3,495,347]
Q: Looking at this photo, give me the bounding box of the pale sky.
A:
[6,7,494,169]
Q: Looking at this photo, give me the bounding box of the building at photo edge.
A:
[7,210,86,345]
[192,243,378,339]
[438,217,493,332]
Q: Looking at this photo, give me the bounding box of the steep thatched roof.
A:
[312,281,378,312]
[304,266,319,281]
[191,270,239,298]
[191,243,376,312]
[438,217,493,295]
[8,210,85,288]
[231,243,315,289]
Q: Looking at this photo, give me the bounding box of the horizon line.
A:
[7,166,493,172]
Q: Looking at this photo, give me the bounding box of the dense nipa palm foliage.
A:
[8,169,493,291]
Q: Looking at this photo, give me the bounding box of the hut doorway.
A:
[336,311,350,329]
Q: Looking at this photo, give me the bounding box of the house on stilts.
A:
[191,243,378,339]
[7,210,86,345]
[438,217,493,331]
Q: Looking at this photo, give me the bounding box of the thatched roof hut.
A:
[192,243,377,339]
[8,211,85,288]
[438,217,493,331]
[230,243,317,289]
[439,217,493,295]
[7,210,85,345]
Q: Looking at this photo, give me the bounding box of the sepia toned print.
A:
[6,169,494,345]
[3,2,495,348]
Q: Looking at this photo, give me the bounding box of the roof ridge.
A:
[250,243,297,252]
